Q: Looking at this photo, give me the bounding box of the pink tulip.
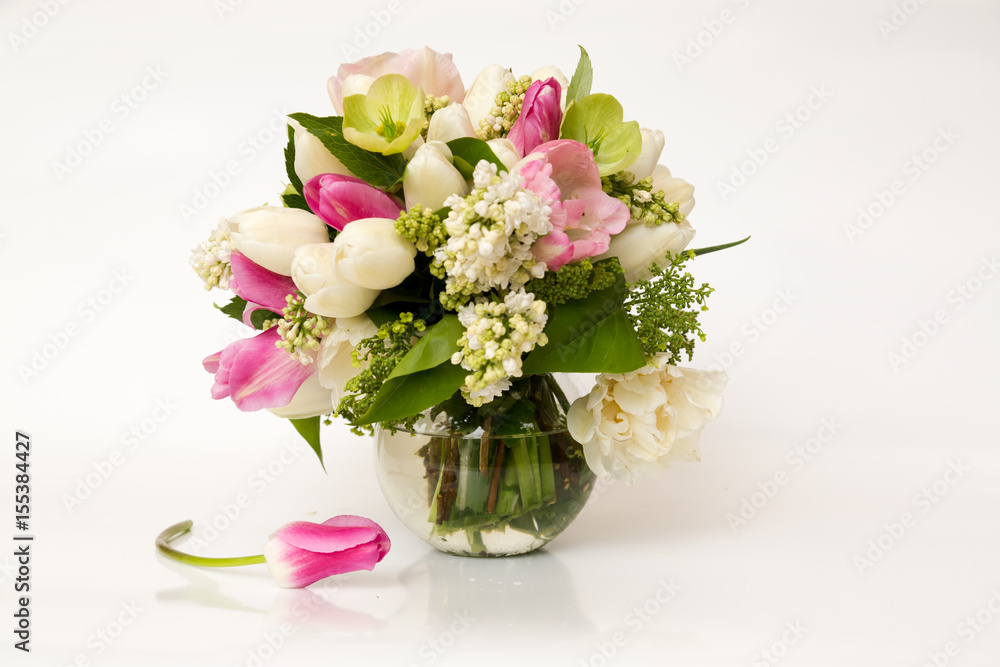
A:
[304,174,403,232]
[203,328,314,412]
[516,140,629,270]
[327,46,465,114]
[263,516,391,588]
[508,78,562,157]
[229,252,297,316]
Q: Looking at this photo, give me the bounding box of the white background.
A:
[3,0,1000,665]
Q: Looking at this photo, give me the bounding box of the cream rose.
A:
[567,354,727,482]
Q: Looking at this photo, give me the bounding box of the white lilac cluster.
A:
[434,161,553,302]
[190,219,234,290]
[451,289,549,406]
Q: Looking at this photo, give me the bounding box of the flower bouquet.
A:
[190,46,745,556]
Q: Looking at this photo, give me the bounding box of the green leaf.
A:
[386,315,464,380]
[522,273,645,374]
[369,290,430,309]
[353,315,467,426]
[446,137,507,179]
[288,113,406,189]
[354,362,467,427]
[690,235,751,257]
[216,296,248,323]
[284,124,303,194]
[565,45,593,105]
[281,192,310,211]
[290,416,324,469]
[559,93,642,176]
[523,309,645,374]
[249,308,281,330]
[365,307,398,328]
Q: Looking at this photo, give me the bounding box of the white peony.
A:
[567,354,727,483]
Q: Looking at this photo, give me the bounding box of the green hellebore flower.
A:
[342,74,425,155]
[559,93,642,176]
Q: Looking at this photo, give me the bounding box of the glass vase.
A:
[374,374,594,557]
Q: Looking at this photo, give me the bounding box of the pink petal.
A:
[509,78,562,157]
[241,302,270,328]
[271,521,382,554]
[265,540,384,588]
[327,47,465,114]
[202,351,222,374]
[304,174,403,231]
[227,328,314,411]
[229,252,296,312]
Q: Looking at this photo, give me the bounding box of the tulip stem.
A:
[156,520,266,568]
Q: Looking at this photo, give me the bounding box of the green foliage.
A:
[521,272,645,375]
[216,296,247,323]
[335,313,427,434]
[283,124,303,194]
[690,236,751,257]
[351,315,467,429]
[602,171,685,226]
[625,252,714,360]
[524,257,623,305]
[565,45,593,105]
[290,416,324,469]
[287,113,406,188]
[559,94,642,176]
[446,137,507,178]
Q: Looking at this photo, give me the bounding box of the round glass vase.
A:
[374,375,594,557]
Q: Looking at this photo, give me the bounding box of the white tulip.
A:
[227,206,329,276]
[597,218,697,283]
[427,103,475,143]
[290,121,352,186]
[316,315,378,399]
[268,373,335,419]
[630,128,665,180]
[567,355,727,483]
[462,64,514,128]
[291,243,379,319]
[403,134,424,160]
[486,138,521,171]
[334,217,417,290]
[404,141,469,211]
[650,164,696,218]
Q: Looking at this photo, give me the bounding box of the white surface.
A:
[3,1,999,665]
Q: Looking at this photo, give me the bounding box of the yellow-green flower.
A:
[342,74,425,155]
[559,93,642,176]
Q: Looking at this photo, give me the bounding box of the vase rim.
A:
[384,424,570,440]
